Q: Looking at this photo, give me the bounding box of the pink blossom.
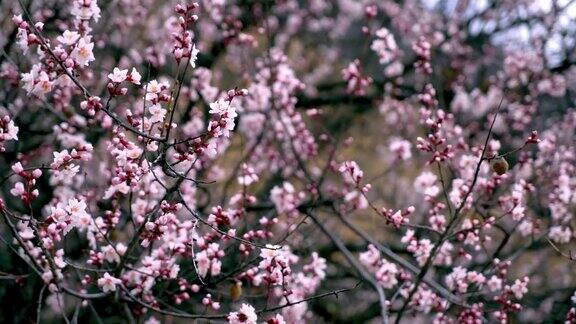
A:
[97,273,121,293]
[70,37,95,66]
[228,303,257,324]
[108,67,128,83]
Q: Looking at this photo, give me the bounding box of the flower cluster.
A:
[359,245,400,289]
[0,115,19,151]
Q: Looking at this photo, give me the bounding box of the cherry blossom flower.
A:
[57,30,80,45]
[487,276,503,292]
[228,303,257,324]
[509,277,529,299]
[149,103,166,124]
[339,161,364,186]
[97,273,121,293]
[128,68,141,85]
[10,182,25,197]
[108,67,128,83]
[66,198,91,229]
[70,37,95,66]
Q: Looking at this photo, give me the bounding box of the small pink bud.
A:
[32,169,42,178]
[11,162,24,174]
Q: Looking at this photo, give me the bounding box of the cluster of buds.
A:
[172,2,199,63]
[173,278,192,305]
[381,206,415,229]
[201,293,221,310]
[237,266,260,286]
[50,144,93,170]
[359,245,400,289]
[428,202,447,231]
[221,15,244,45]
[175,2,199,17]
[80,274,92,286]
[337,160,370,211]
[12,15,42,51]
[141,202,181,247]
[102,129,146,199]
[418,84,438,109]
[455,217,495,250]
[141,216,171,247]
[493,292,523,322]
[239,228,273,256]
[416,107,455,163]
[238,163,259,186]
[525,130,540,144]
[259,246,293,287]
[10,162,42,204]
[80,96,103,116]
[40,208,72,245]
[226,88,249,101]
[493,258,511,278]
[207,206,233,227]
[172,146,195,163]
[342,59,373,96]
[99,209,122,231]
[458,303,485,323]
[413,36,432,75]
[187,137,213,157]
[87,250,105,267]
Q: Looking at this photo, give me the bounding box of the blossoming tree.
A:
[1,0,576,323]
